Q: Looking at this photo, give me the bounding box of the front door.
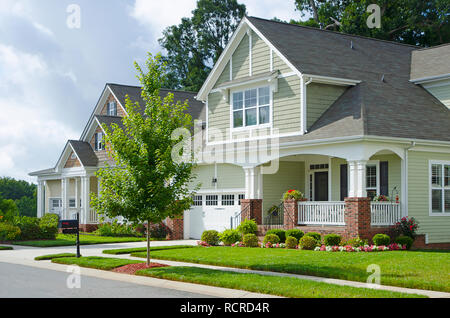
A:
[314,172,329,201]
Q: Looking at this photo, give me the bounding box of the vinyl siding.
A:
[251,31,270,75]
[408,150,450,243]
[307,83,347,129]
[232,34,250,79]
[262,161,305,216]
[273,76,301,134]
[273,51,292,75]
[207,92,229,142]
[425,83,450,109]
[214,61,231,89]
[190,164,244,191]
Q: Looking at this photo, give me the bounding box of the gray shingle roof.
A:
[247,17,450,142]
[69,140,98,167]
[107,83,206,122]
[411,44,450,80]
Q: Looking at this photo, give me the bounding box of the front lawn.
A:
[35,253,77,261]
[134,246,450,292]
[51,256,144,270]
[11,234,147,247]
[103,245,194,255]
[0,246,13,250]
[136,266,424,298]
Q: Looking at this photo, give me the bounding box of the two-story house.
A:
[30,16,450,248]
[184,17,450,247]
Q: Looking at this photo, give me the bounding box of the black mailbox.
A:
[58,220,79,229]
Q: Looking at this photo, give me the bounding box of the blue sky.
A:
[0,0,305,182]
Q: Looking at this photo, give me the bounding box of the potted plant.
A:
[283,189,303,201]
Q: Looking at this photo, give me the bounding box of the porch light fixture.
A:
[212,177,218,184]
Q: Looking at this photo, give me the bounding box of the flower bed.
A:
[315,243,406,252]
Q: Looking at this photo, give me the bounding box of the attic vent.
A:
[350,40,354,49]
[381,74,385,82]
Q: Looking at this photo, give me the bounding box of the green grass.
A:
[136,267,425,298]
[11,234,147,247]
[35,253,77,261]
[0,246,13,250]
[51,256,144,270]
[134,246,450,292]
[103,245,194,255]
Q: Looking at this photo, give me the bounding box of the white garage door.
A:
[188,193,244,240]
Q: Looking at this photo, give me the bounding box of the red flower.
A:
[288,190,294,193]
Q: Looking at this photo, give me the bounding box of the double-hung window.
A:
[95,132,105,151]
[430,162,450,214]
[232,86,270,129]
[366,165,378,199]
[107,102,117,116]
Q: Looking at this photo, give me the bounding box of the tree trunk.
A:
[146,220,151,266]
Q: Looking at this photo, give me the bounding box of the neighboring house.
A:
[30,17,450,247]
[185,17,450,247]
[29,83,205,231]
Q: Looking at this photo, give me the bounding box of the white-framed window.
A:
[430,161,450,214]
[107,102,117,116]
[221,194,235,206]
[49,198,62,214]
[366,164,378,200]
[205,195,218,206]
[193,195,203,206]
[95,132,105,151]
[69,198,76,208]
[232,86,271,129]
[70,153,77,160]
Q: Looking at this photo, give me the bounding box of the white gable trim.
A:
[196,17,302,102]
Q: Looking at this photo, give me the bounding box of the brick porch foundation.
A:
[165,217,184,240]
[240,199,263,224]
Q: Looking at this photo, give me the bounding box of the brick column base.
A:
[283,199,299,229]
[344,197,371,240]
[240,199,263,225]
[165,217,184,240]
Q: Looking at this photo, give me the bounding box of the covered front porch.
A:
[236,144,406,239]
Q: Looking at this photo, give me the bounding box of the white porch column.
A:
[244,166,262,199]
[75,177,79,217]
[81,176,90,224]
[37,180,45,218]
[348,160,367,198]
[61,178,69,219]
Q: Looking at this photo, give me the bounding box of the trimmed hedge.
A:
[219,229,241,246]
[243,233,259,247]
[305,232,321,243]
[285,236,298,249]
[324,234,342,246]
[265,229,286,243]
[372,233,391,246]
[38,213,59,240]
[237,219,258,235]
[201,230,220,246]
[299,235,317,250]
[263,233,280,245]
[285,229,304,241]
[395,236,414,250]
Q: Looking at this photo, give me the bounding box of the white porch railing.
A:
[371,202,401,226]
[298,201,346,225]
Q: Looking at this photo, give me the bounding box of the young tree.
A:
[91,54,198,265]
[159,0,246,91]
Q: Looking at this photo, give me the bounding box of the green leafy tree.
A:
[159,0,246,91]
[292,0,449,46]
[0,195,19,223]
[91,54,198,265]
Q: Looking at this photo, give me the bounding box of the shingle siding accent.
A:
[64,151,81,168]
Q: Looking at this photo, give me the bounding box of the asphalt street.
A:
[0,262,212,298]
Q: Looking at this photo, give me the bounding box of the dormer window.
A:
[232,86,271,129]
[95,132,105,151]
[107,101,117,116]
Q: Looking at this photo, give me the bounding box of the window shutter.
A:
[340,164,348,201]
[94,133,98,151]
[380,161,389,196]
[112,102,117,116]
[106,102,110,115]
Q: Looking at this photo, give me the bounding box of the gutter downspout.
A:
[404,141,416,217]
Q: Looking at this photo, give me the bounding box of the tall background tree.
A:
[0,177,36,217]
[159,0,246,91]
[291,0,449,47]
[91,54,198,265]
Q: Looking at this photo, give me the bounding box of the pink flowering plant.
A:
[394,216,419,239]
[314,243,406,252]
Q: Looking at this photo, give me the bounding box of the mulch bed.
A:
[112,262,169,275]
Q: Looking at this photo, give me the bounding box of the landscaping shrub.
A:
[372,233,391,246]
[341,237,368,247]
[305,232,321,243]
[201,230,220,246]
[285,236,298,249]
[265,229,286,243]
[15,216,41,241]
[219,229,241,246]
[96,221,143,237]
[263,233,280,245]
[285,229,304,241]
[395,236,414,250]
[324,234,342,246]
[299,235,317,250]
[39,213,59,239]
[394,217,419,239]
[237,219,258,235]
[242,233,259,247]
[148,223,167,239]
[0,223,21,241]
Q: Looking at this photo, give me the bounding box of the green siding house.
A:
[186,17,450,246]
